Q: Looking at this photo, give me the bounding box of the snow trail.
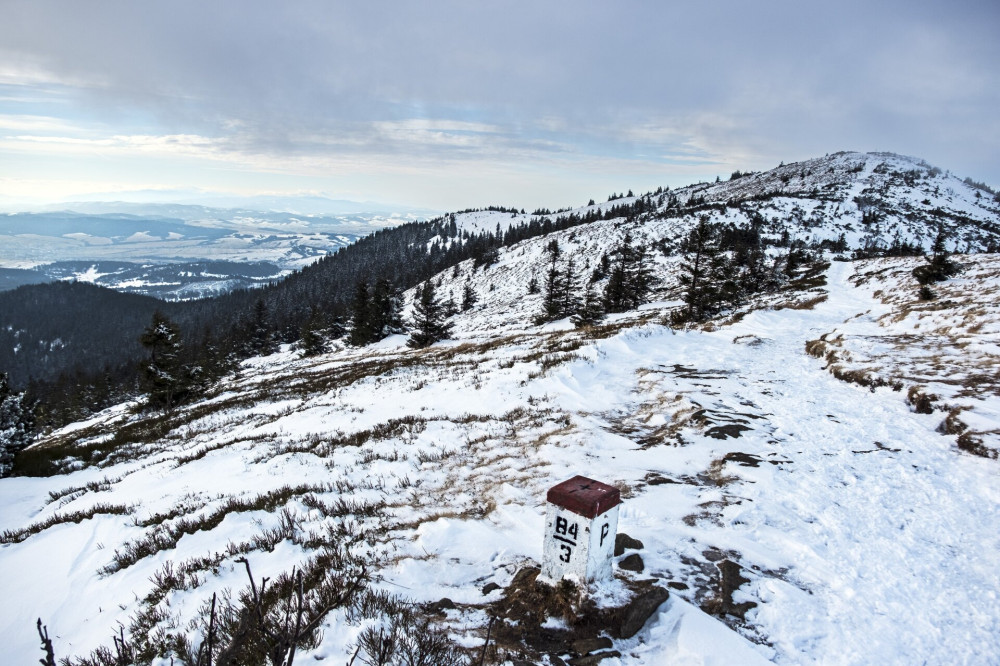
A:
[581,260,1000,664]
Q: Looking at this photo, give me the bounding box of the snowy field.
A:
[2,255,999,665]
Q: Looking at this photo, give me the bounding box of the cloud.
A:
[0,0,998,206]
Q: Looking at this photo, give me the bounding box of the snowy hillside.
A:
[2,243,999,664]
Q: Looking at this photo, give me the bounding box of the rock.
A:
[616,586,670,638]
[613,533,644,556]
[482,582,502,595]
[427,597,456,612]
[571,637,614,656]
[618,553,644,572]
[701,559,757,619]
[568,650,622,665]
[509,566,541,589]
[667,581,689,590]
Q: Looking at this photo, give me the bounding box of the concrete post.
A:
[541,475,621,584]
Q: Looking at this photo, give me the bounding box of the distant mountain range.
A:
[0,202,430,272]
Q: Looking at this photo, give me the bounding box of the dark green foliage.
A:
[140,312,190,410]
[407,282,453,349]
[461,282,477,311]
[913,225,961,285]
[572,280,604,328]
[350,278,404,347]
[536,253,579,323]
[370,277,404,340]
[0,371,34,477]
[246,300,279,356]
[348,281,375,346]
[676,217,727,322]
[602,232,659,314]
[298,310,328,357]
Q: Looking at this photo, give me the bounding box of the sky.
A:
[1,0,998,212]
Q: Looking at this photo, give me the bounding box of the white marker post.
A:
[541,475,621,585]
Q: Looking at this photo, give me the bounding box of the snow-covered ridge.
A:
[438,152,998,252]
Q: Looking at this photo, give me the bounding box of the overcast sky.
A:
[1,0,997,211]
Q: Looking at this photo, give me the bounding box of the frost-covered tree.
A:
[913,224,961,285]
[299,309,328,357]
[0,371,34,477]
[140,312,187,409]
[407,281,452,349]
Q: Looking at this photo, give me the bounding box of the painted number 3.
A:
[559,544,572,562]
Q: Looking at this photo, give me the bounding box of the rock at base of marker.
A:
[613,532,644,556]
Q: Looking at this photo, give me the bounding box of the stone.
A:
[613,532,644,556]
[701,559,757,619]
[568,650,622,665]
[667,581,689,590]
[509,566,541,590]
[571,637,614,656]
[618,553,644,572]
[482,582,502,595]
[616,586,670,638]
[427,597,456,612]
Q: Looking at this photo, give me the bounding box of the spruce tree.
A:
[370,277,404,340]
[913,224,961,284]
[407,281,453,349]
[602,233,658,313]
[677,217,726,322]
[0,371,34,477]
[348,280,374,346]
[299,309,328,357]
[248,299,278,356]
[140,311,187,409]
[461,282,477,311]
[572,279,604,328]
[539,254,568,322]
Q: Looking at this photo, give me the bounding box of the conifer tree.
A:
[913,224,961,284]
[299,309,328,357]
[0,371,34,477]
[572,279,604,328]
[370,277,404,340]
[348,280,374,346]
[248,299,278,356]
[461,282,477,311]
[602,232,658,313]
[140,311,187,409]
[677,216,726,322]
[539,254,568,322]
[407,281,453,349]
